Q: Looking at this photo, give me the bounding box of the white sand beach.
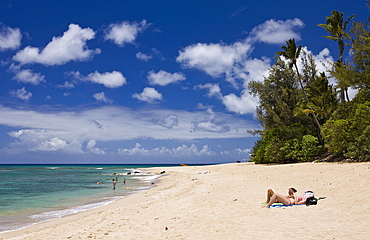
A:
[1,162,370,240]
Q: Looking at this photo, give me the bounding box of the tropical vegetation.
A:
[249,2,370,163]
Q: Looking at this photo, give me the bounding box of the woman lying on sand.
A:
[263,188,306,208]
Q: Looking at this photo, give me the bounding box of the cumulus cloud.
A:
[105,20,149,46]
[240,57,271,85]
[220,147,251,156]
[302,47,334,74]
[0,24,22,51]
[12,24,100,65]
[176,18,303,89]
[70,70,126,88]
[93,92,113,104]
[86,140,105,154]
[9,64,46,85]
[132,87,163,103]
[147,70,186,86]
[222,90,259,115]
[177,41,252,80]
[118,143,215,156]
[176,18,310,115]
[152,114,179,129]
[250,18,305,44]
[37,137,68,151]
[38,138,83,153]
[196,83,260,115]
[6,129,83,154]
[9,87,32,101]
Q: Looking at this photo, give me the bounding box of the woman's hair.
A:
[290,187,297,193]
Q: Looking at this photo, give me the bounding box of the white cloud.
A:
[9,87,32,101]
[57,81,75,89]
[136,48,163,61]
[196,84,259,115]
[118,143,215,156]
[152,114,179,129]
[191,120,230,133]
[240,57,271,86]
[70,71,127,88]
[0,24,22,51]
[9,64,46,85]
[177,41,252,80]
[222,90,259,115]
[118,143,149,155]
[176,18,303,89]
[0,105,254,155]
[191,108,231,133]
[93,92,113,104]
[12,24,100,65]
[86,140,105,154]
[195,83,222,98]
[105,20,149,46]
[250,18,305,44]
[136,52,152,61]
[147,70,186,86]
[37,137,68,151]
[220,148,251,156]
[133,87,163,103]
[308,47,334,74]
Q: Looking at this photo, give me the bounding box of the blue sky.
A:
[0,0,368,164]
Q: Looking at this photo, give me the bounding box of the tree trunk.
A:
[294,63,322,144]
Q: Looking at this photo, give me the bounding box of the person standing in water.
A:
[112,179,116,190]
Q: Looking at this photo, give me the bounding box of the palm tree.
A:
[278,39,321,138]
[318,11,355,102]
[318,11,355,63]
[278,39,308,102]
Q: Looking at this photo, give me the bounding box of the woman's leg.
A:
[266,189,274,203]
[264,193,291,208]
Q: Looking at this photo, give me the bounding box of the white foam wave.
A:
[131,174,159,182]
[30,197,122,220]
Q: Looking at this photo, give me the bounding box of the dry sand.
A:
[1,162,370,240]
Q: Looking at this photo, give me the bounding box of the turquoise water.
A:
[0,164,168,233]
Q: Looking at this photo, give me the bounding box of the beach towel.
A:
[262,203,304,208]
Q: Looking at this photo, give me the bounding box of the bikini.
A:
[286,197,295,205]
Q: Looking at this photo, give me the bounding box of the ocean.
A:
[0,164,169,233]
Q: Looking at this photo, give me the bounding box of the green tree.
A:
[318,10,355,63]
[348,19,370,89]
[297,72,339,123]
[277,39,322,139]
[321,90,370,160]
[249,57,303,131]
[318,11,355,102]
[249,57,321,164]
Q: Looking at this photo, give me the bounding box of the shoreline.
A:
[0,165,160,234]
[1,162,370,239]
